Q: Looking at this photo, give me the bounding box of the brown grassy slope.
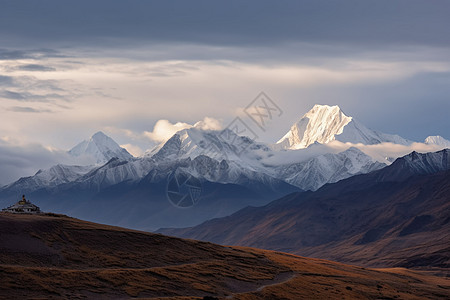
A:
[0,213,449,299]
[234,249,450,300]
[160,170,450,274]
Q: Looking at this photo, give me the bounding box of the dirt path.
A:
[226,271,296,298]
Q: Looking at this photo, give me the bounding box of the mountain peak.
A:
[311,104,343,112]
[277,104,411,149]
[276,104,352,149]
[68,131,133,164]
[425,135,450,147]
[152,126,258,163]
[91,131,108,139]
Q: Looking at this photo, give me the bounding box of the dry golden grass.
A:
[1,213,449,299]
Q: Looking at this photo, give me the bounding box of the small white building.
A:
[2,195,41,214]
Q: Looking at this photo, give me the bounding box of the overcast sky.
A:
[1,1,449,184]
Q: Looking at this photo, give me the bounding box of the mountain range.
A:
[159,149,450,274]
[0,104,448,230]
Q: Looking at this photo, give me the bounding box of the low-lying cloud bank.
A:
[262,140,448,166]
[346,141,448,163]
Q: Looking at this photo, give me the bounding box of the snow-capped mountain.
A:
[97,127,293,191]
[68,131,133,164]
[0,126,382,230]
[2,105,435,198]
[73,157,155,190]
[425,135,450,148]
[4,131,135,193]
[1,126,384,200]
[153,128,273,169]
[148,127,385,191]
[277,105,412,149]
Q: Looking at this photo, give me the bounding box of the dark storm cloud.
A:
[0,1,449,49]
[16,64,56,72]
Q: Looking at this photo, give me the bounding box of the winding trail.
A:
[226,271,296,298]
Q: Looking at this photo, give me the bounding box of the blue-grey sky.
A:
[0,0,449,184]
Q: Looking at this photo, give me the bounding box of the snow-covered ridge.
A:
[5,164,93,192]
[275,147,385,191]
[394,148,450,174]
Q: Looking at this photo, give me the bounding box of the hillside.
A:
[1,213,449,299]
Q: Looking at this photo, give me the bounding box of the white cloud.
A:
[193,117,222,131]
[143,120,192,143]
[263,139,448,168]
[349,141,447,163]
[143,117,222,143]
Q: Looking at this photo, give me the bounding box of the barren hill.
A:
[1,213,449,299]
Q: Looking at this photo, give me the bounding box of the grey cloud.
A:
[0,48,65,60]
[354,71,450,142]
[273,70,450,144]
[0,74,74,105]
[16,64,56,72]
[0,49,30,60]
[97,43,450,66]
[0,1,449,50]
[20,78,65,92]
[0,74,62,91]
[0,141,67,186]
[7,106,53,113]
[0,90,65,102]
[0,90,29,100]
[0,75,14,86]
